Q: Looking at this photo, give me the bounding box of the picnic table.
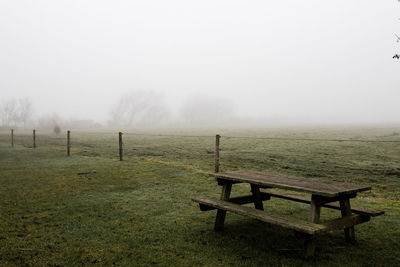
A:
[192,170,384,258]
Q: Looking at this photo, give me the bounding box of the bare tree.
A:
[0,98,34,127]
[17,98,33,127]
[0,99,18,126]
[109,91,171,128]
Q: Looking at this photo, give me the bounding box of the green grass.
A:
[0,127,400,266]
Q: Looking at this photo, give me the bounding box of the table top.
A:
[211,170,371,197]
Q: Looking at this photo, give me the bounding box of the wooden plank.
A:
[261,189,384,217]
[211,171,371,197]
[217,179,242,185]
[193,197,371,234]
[198,194,270,211]
[311,193,357,205]
[321,214,370,232]
[262,189,310,203]
[193,197,326,235]
[340,205,384,217]
[262,188,357,205]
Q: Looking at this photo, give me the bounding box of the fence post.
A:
[67,130,70,156]
[11,129,14,147]
[119,132,123,161]
[33,129,36,148]
[215,134,220,173]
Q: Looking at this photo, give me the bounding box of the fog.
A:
[1,0,399,128]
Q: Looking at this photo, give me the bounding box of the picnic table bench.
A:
[192,170,384,258]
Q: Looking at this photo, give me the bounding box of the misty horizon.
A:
[1,1,400,126]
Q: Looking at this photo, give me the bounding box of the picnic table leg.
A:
[340,198,356,242]
[214,182,232,231]
[250,184,264,210]
[304,195,321,258]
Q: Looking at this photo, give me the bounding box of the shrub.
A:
[54,125,61,134]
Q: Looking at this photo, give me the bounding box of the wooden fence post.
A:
[11,129,14,147]
[33,129,36,148]
[215,134,220,173]
[67,130,70,156]
[119,132,123,161]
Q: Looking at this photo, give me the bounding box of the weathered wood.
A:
[212,171,371,197]
[321,214,369,232]
[262,189,310,203]
[305,195,321,258]
[342,205,383,217]
[214,182,232,231]
[119,132,123,161]
[304,234,316,259]
[310,195,321,223]
[215,134,220,173]
[311,193,357,205]
[217,178,242,186]
[193,198,371,234]
[261,188,384,217]
[67,130,70,156]
[193,197,326,235]
[251,184,264,210]
[220,182,232,200]
[340,199,355,242]
[198,194,270,211]
[11,129,14,147]
[196,170,380,259]
[33,129,36,148]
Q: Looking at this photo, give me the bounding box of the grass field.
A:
[1,126,400,266]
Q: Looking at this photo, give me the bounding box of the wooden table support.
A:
[193,170,383,259]
[251,184,264,210]
[214,181,232,231]
[305,195,321,258]
[340,199,355,242]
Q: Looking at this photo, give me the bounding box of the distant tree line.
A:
[1,92,239,130]
[0,98,101,131]
[108,91,237,128]
[109,91,171,127]
[0,98,33,127]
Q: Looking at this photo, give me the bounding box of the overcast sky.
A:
[0,0,399,124]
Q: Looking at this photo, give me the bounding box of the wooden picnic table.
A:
[193,170,384,258]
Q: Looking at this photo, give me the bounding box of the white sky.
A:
[0,0,399,124]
